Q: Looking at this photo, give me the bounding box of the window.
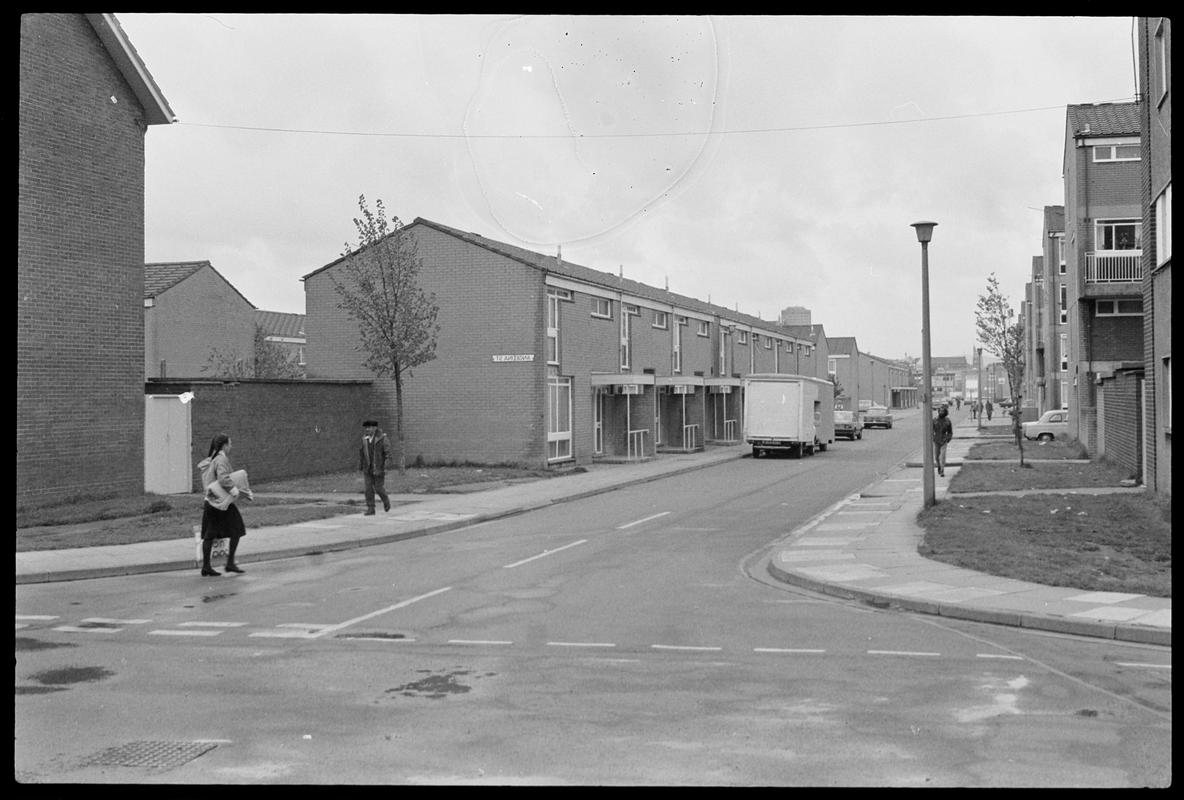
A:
[297,345,306,367]
[1060,333,1069,372]
[672,319,682,374]
[1095,219,1142,251]
[1156,183,1172,268]
[620,308,632,370]
[622,303,639,316]
[652,310,668,329]
[696,320,709,337]
[1164,356,1172,431]
[763,336,772,350]
[805,346,811,357]
[1155,20,1169,103]
[546,288,564,365]
[738,330,748,345]
[1059,283,1068,324]
[674,314,687,326]
[1092,142,1141,162]
[1053,233,1066,274]
[1095,299,1143,316]
[591,297,612,318]
[828,358,837,375]
[546,376,572,461]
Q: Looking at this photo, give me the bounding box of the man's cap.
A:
[363,420,378,427]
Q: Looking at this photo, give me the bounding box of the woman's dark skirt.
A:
[201,502,246,541]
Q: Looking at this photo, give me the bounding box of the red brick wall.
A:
[1090,313,1144,361]
[147,380,373,490]
[19,14,149,501]
[305,225,546,466]
[1100,371,1142,480]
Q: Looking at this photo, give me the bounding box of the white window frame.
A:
[1054,233,1066,274]
[1155,183,1171,268]
[546,288,565,366]
[1163,356,1171,432]
[672,317,682,374]
[652,310,668,330]
[1095,299,1143,317]
[546,375,573,462]
[1060,333,1069,372]
[763,336,772,350]
[696,320,710,338]
[593,388,604,455]
[738,330,748,345]
[1155,20,1169,103]
[591,297,612,319]
[620,307,632,370]
[718,326,728,376]
[1095,219,1142,252]
[1092,141,1141,162]
[1059,283,1068,325]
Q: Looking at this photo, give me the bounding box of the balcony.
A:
[1085,251,1141,283]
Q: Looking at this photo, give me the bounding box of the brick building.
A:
[256,310,307,375]
[302,218,829,467]
[18,14,174,502]
[144,260,257,378]
[1138,17,1171,495]
[1062,102,1144,467]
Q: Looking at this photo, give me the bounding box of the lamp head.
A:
[911,221,938,243]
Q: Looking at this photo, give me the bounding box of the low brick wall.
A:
[147,378,373,491]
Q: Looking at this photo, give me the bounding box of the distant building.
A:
[778,306,811,326]
[18,14,174,501]
[144,261,257,378]
[1138,17,1171,495]
[1062,102,1144,467]
[256,310,307,376]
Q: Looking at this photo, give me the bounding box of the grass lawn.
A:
[965,438,1089,461]
[950,459,1134,493]
[918,492,1171,598]
[16,465,570,552]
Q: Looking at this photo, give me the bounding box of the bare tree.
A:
[201,324,304,379]
[975,273,1027,465]
[330,196,440,473]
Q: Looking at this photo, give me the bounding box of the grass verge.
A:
[918,491,1171,597]
[950,459,1133,493]
[965,438,1089,461]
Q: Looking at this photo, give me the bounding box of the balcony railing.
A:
[1085,251,1141,283]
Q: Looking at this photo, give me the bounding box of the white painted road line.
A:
[977,653,1025,661]
[82,617,150,625]
[753,648,827,654]
[652,644,723,652]
[309,586,453,639]
[15,615,59,621]
[546,641,617,648]
[617,511,671,530]
[178,621,249,628]
[1115,662,1172,670]
[868,650,941,657]
[448,639,513,646]
[249,630,317,639]
[149,629,223,637]
[503,540,587,569]
[52,626,122,633]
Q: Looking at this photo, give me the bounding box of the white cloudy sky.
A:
[118,13,1139,362]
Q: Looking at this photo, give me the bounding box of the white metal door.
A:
[145,395,192,494]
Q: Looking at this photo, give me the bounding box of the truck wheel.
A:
[753,446,762,457]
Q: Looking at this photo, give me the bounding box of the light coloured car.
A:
[863,404,893,429]
[834,409,863,440]
[1022,410,1070,441]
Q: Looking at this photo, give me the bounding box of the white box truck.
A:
[742,373,834,458]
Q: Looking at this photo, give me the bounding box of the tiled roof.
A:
[1066,102,1141,137]
[144,261,208,297]
[828,337,858,355]
[304,217,814,341]
[256,310,305,339]
[144,260,256,309]
[931,356,971,370]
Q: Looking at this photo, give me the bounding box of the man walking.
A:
[359,419,391,515]
[933,405,953,478]
[985,400,993,422]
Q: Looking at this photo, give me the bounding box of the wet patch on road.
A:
[17,665,114,695]
[385,668,494,699]
[15,637,77,652]
[201,592,236,604]
[336,631,406,640]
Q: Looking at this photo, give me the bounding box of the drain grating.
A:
[79,740,219,770]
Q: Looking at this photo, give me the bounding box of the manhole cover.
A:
[79,740,218,769]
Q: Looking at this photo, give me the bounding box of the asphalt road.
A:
[15,419,1172,786]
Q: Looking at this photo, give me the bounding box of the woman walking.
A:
[196,433,250,576]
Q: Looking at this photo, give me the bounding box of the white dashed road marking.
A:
[82,618,150,625]
[546,641,616,648]
[652,644,723,652]
[868,650,941,657]
[1115,662,1171,670]
[617,512,671,530]
[448,639,513,646]
[753,648,826,654]
[149,629,224,637]
[503,540,587,569]
[977,653,1025,660]
[52,625,122,633]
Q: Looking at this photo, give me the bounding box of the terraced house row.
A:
[302,219,912,468]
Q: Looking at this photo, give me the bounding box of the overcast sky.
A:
[118,14,1139,362]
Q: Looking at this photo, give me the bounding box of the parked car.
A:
[1022,410,1070,441]
[834,409,863,440]
[863,404,893,429]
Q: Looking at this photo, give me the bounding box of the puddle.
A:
[386,669,489,699]
[201,593,236,604]
[27,665,114,686]
[15,637,77,652]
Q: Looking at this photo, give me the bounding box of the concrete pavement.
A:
[16,410,1170,646]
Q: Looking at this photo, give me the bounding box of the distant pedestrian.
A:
[359,419,391,515]
[985,400,993,421]
[196,433,250,576]
[955,397,962,410]
[933,406,953,477]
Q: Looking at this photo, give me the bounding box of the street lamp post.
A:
[976,346,983,431]
[912,221,937,508]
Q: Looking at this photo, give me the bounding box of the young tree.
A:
[331,196,440,473]
[975,273,1027,464]
[201,325,304,379]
